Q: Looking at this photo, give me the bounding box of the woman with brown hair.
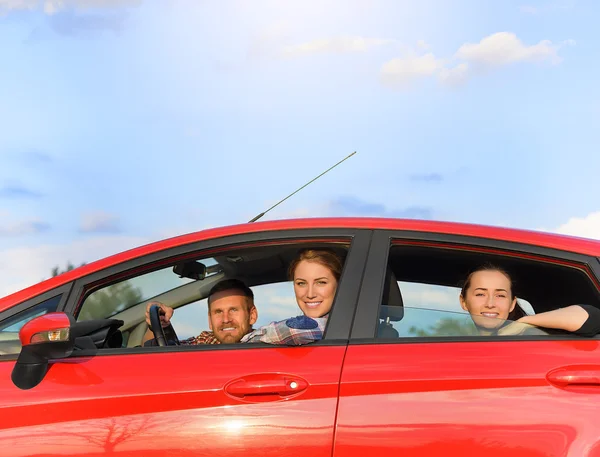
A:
[241,248,343,345]
[459,264,600,336]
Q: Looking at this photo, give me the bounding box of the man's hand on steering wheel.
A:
[145,301,173,328]
[145,301,180,347]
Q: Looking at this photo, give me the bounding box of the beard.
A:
[214,323,250,344]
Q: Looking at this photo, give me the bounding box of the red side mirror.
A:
[12,312,75,390]
[19,312,71,347]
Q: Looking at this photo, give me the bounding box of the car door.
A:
[334,230,600,457]
[0,228,371,457]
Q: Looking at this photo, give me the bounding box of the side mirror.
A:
[11,312,74,390]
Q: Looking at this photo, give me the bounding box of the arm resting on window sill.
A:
[517,304,600,336]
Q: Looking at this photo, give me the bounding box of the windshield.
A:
[78,259,219,321]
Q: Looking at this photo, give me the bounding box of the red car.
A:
[1,217,600,457]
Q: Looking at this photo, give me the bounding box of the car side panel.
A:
[0,346,346,457]
[334,340,600,457]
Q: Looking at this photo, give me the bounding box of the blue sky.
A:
[1,0,599,297]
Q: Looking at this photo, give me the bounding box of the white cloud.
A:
[0,221,48,236]
[0,235,148,298]
[80,211,120,233]
[0,212,49,236]
[380,31,571,90]
[43,0,59,13]
[548,211,600,240]
[380,53,443,87]
[281,36,396,58]
[248,27,569,89]
[416,40,430,51]
[0,0,140,14]
[456,32,561,66]
[248,20,292,59]
[0,0,36,13]
[438,62,470,86]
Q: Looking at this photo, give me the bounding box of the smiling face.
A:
[460,270,517,330]
[208,289,257,343]
[293,260,339,318]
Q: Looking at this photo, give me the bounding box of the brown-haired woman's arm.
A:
[517,305,600,336]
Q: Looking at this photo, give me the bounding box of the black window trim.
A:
[0,282,73,324]
[350,229,600,341]
[63,228,373,354]
[0,283,74,361]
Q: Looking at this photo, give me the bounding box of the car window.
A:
[397,281,462,313]
[75,241,351,348]
[397,281,535,317]
[78,261,221,321]
[376,243,600,340]
[170,281,300,340]
[0,295,62,356]
[379,305,551,338]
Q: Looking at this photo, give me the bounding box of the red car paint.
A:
[18,312,71,345]
[335,340,600,457]
[0,346,346,457]
[1,217,600,457]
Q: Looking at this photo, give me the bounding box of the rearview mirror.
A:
[11,312,74,390]
[173,261,207,280]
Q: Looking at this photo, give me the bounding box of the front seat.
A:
[377,269,404,338]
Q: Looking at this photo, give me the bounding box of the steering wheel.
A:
[148,305,169,347]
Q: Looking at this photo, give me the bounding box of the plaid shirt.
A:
[241,315,328,345]
[181,331,220,345]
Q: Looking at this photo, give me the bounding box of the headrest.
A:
[380,269,404,322]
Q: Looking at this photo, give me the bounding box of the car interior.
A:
[377,244,600,338]
[79,242,351,349]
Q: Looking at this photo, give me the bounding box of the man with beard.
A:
[143,278,258,345]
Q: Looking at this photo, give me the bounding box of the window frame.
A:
[0,283,73,327]
[63,228,373,355]
[0,283,73,360]
[350,229,600,342]
[0,295,63,333]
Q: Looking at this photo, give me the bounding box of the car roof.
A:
[2,217,600,310]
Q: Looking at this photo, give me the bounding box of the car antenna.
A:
[248,151,357,223]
